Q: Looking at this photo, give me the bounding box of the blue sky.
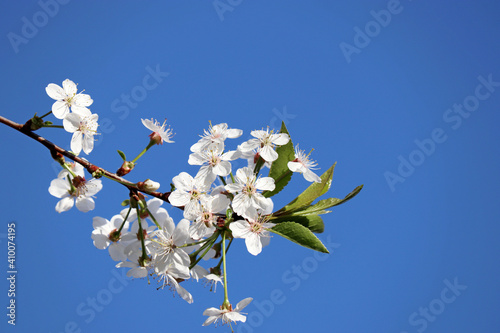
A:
[1,1,499,332]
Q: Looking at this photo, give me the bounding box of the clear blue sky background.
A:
[1,1,499,332]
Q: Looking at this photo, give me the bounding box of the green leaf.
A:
[270,222,328,253]
[271,214,325,233]
[288,184,364,216]
[117,150,127,161]
[275,163,336,214]
[263,121,295,198]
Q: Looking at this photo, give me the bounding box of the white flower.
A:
[225,167,274,219]
[238,148,271,170]
[190,265,209,282]
[202,297,253,327]
[157,266,193,304]
[138,179,161,192]
[45,79,93,119]
[169,172,208,220]
[116,248,151,278]
[230,216,275,256]
[151,218,191,277]
[48,174,102,213]
[188,144,240,187]
[91,215,130,261]
[141,118,174,144]
[63,108,99,155]
[190,194,229,240]
[239,128,289,162]
[287,144,321,183]
[204,273,223,292]
[190,122,242,153]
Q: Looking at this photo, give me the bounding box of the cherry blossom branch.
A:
[0,114,172,203]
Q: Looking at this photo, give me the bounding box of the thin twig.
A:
[0,115,172,204]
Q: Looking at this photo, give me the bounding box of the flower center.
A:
[71,176,88,197]
[250,222,263,234]
[79,116,98,135]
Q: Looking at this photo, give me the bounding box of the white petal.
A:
[62,79,77,96]
[73,93,93,107]
[169,190,191,207]
[92,234,110,250]
[221,149,240,161]
[225,183,242,193]
[239,139,260,152]
[235,297,253,311]
[213,160,231,177]
[250,130,268,140]
[188,152,205,165]
[45,83,66,100]
[303,169,322,183]
[202,315,219,326]
[210,194,230,213]
[270,133,290,146]
[109,243,127,261]
[82,134,95,155]
[55,197,74,213]
[75,197,95,212]
[260,145,278,162]
[52,100,69,119]
[63,113,81,133]
[226,128,243,138]
[92,216,109,230]
[173,219,190,245]
[225,311,247,323]
[203,308,222,316]
[172,172,193,191]
[229,220,251,239]
[70,132,83,155]
[48,178,70,198]
[245,234,263,255]
[288,161,305,173]
[255,177,275,191]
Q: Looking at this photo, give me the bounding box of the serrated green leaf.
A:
[117,150,127,161]
[263,121,295,198]
[288,184,364,216]
[270,221,328,253]
[270,214,325,233]
[275,163,336,215]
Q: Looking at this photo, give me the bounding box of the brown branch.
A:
[0,115,172,203]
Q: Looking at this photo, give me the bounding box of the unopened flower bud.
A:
[116,161,135,176]
[137,179,160,192]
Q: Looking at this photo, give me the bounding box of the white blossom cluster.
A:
[46,79,97,155]
[44,79,325,328]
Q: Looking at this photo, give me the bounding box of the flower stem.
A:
[39,111,52,119]
[222,231,230,307]
[43,125,64,129]
[219,176,227,186]
[131,140,156,163]
[137,213,148,260]
[118,207,132,234]
[62,163,77,178]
